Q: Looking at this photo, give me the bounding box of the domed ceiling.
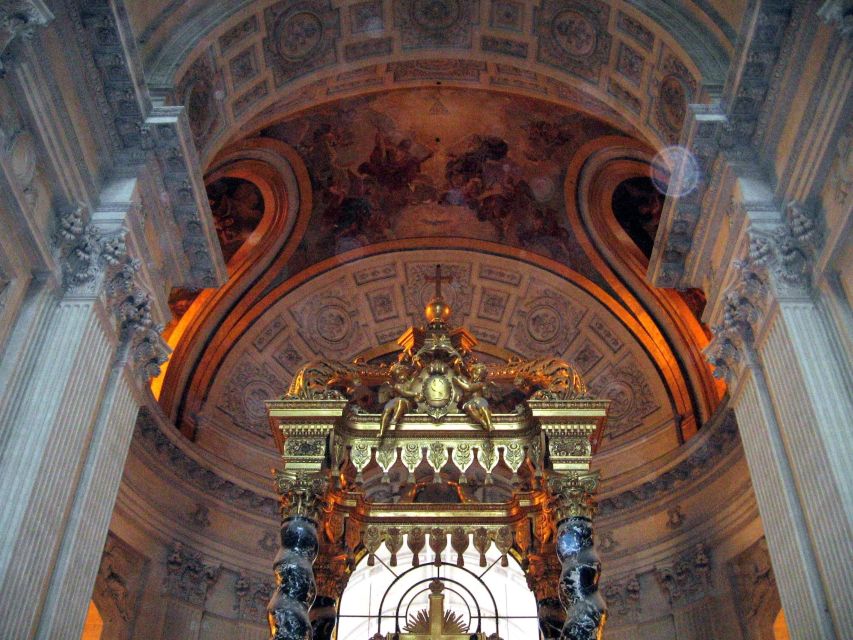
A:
[156,86,721,498]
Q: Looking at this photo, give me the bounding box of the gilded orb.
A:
[425,297,451,325]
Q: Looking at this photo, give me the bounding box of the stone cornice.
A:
[135,405,280,520]
[67,0,227,289]
[649,1,796,288]
[597,409,740,517]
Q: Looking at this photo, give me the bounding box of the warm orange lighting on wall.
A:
[773,609,790,640]
[80,601,103,640]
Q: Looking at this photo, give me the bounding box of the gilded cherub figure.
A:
[379,362,422,437]
[454,362,493,431]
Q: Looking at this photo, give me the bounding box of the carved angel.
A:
[379,363,423,437]
[453,362,493,431]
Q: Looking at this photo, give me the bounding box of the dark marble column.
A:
[268,516,319,640]
[555,516,606,640]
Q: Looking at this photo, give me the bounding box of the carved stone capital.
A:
[601,575,642,622]
[274,470,330,521]
[547,471,600,522]
[234,573,275,623]
[0,0,53,76]
[749,201,822,296]
[55,206,170,379]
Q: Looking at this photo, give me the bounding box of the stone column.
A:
[270,473,328,640]
[706,203,853,638]
[548,473,606,640]
[0,204,168,639]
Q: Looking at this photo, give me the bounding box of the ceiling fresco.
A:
[258,88,623,284]
[157,88,718,486]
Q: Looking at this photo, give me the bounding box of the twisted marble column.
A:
[269,516,320,640]
[556,516,605,639]
[549,472,606,640]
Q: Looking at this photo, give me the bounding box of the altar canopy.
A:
[266,267,610,640]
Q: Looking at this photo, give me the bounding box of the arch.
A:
[154,137,311,422]
[563,135,723,434]
[134,0,731,166]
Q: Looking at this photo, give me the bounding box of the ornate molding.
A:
[0,0,52,76]
[650,2,796,288]
[69,1,227,289]
[597,410,739,515]
[135,408,280,519]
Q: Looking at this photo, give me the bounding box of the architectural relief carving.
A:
[597,411,739,515]
[94,534,146,630]
[292,281,368,356]
[655,544,712,605]
[730,537,779,626]
[650,1,794,287]
[0,0,53,76]
[395,0,478,50]
[350,1,383,34]
[601,575,641,621]
[176,49,226,150]
[534,0,611,82]
[489,0,523,32]
[509,287,584,356]
[666,505,685,529]
[163,543,222,606]
[220,359,280,434]
[706,202,822,380]
[235,573,275,622]
[263,0,341,87]
[588,359,658,438]
[55,207,170,379]
[188,504,211,528]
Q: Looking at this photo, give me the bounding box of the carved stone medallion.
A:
[551,10,597,56]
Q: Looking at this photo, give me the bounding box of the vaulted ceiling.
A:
[129,0,737,497]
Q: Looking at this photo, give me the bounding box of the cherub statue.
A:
[379,363,422,437]
[454,362,493,431]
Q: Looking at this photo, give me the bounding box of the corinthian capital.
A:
[0,0,53,75]
[274,470,330,521]
[547,471,600,521]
